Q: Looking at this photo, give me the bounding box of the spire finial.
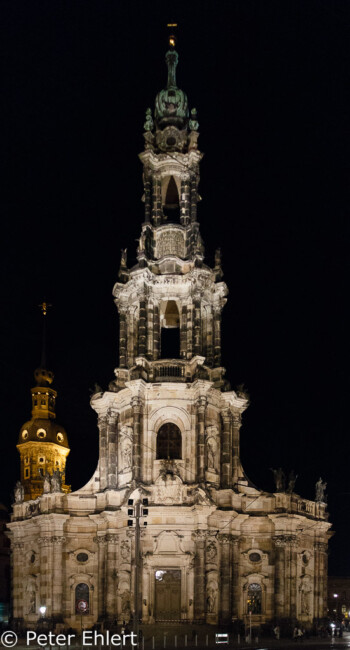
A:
[38,301,52,369]
[166,23,178,88]
[167,23,177,49]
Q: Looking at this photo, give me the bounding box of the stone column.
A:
[144,176,151,222]
[132,398,142,482]
[98,416,108,491]
[147,300,154,360]
[273,536,286,618]
[38,536,52,616]
[196,397,207,483]
[193,531,206,622]
[290,536,298,619]
[190,176,197,223]
[119,309,127,368]
[52,536,65,621]
[180,178,190,226]
[213,307,222,367]
[221,410,232,489]
[231,537,240,620]
[138,300,147,357]
[180,304,187,359]
[232,414,241,486]
[219,534,232,623]
[193,297,201,356]
[106,410,118,489]
[12,541,24,623]
[186,304,193,360]
[152,177,162,226]
[94,535,107,622]
[314,541,328,620]
[105,534,118,621]
[153,304,160,360]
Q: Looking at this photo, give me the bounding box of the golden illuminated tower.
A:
[16,306,70,501]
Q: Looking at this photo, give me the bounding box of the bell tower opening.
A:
[162,176,180,221]
[160,300,180,358]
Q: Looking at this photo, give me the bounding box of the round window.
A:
[37,428,46,439]
[30,553,35,564]
[77,553,89,563]
[57,432,64,442]
[249,552,261,563]
[22,430,29,440]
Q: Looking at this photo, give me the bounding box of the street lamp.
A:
[39,606,46,616]
[128,498,148,644]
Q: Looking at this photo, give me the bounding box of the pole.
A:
[133,501,140,645]
[249,609,252,643]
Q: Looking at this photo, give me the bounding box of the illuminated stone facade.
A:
[8,43,331,632]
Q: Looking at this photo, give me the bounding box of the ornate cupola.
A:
[16,308,70,501]
[112,38,228,392]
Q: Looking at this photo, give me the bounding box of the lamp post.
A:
[39,606,46,617]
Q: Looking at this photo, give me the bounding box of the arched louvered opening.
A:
[162,176,180,222]
[156,423,182,460]
[160,300,180,358]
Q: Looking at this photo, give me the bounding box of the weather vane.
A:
[38,301,52,317]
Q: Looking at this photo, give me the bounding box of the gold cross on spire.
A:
[38,301,52,317]
[167,23,178,49]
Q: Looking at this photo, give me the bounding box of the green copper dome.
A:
[154,49,189,129]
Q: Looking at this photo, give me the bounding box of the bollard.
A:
[185,634,187,647]
[175,635,177,648]
[164,634,166,649]
[142,637,145,650]
[195,634,197,647]
[152,636,155,650]
[237,633,240,645]
[255,637,258,644]
[206,634,208,646]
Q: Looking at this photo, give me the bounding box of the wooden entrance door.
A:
[155,570,181,621]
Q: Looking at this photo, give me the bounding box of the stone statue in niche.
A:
[14,481,24,503]
[206,540,217,562]
[206,583,217,613]
[122,440,132,470]
[26,581,36,614]
[121,589,131,615]
[120,540,130,562]
[300,577,312,615]
[207,438,216,471]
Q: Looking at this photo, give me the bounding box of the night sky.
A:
[1,1,348,574]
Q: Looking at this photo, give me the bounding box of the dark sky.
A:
[1,1,349,574]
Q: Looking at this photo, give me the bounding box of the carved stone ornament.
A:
[155,229,186,259]
[206,540,217,562]
[315,542,328,553]
[120,540,130,562]
[273,535,298,548]
[93,536,107,546]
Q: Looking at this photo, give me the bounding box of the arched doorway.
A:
[155,570,181,621]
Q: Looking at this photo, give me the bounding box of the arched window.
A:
[156,423,182,460]
[75,583,89,614]
[247,583,262,614]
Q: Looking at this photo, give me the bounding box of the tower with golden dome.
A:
[17,366,70,501]
[8,37,331,633]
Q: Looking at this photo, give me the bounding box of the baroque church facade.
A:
[8,42,331,631]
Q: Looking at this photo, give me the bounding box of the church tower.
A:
[16,309,70,501]
[8,38,331,632]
